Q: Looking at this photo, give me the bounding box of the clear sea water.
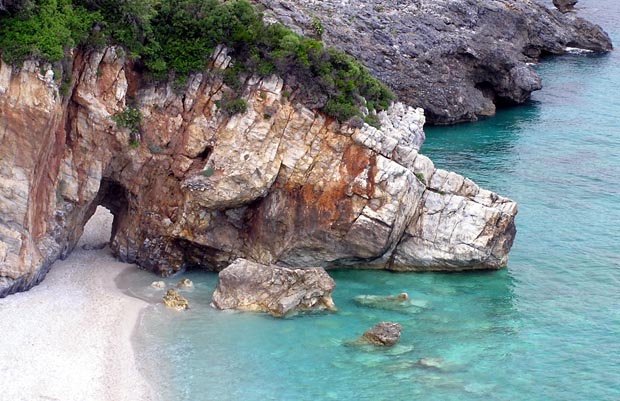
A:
[127,2,620,400]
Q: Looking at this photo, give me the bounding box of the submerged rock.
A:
[211,258,336,317]
[163,288,189,311]
[176,278,193,289]
[417,357,445,370]
[360,322,402,346]
[151,281,166,289]
[353,293,428,313]
[354,293,409,306]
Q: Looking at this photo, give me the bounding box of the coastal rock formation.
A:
[0,45,517,297]
[163,288,189,310]
[553,0,578,13]
[260,0,612,124]
[361,322,402,346]
[211,258,336,317]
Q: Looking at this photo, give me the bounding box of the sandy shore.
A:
[0,208,158,401]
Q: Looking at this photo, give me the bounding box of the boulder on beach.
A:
[211,258,336,317]
[176,278,193,289]
[163,289,189,311]
[360,322,402,346]
[81,242,108,251]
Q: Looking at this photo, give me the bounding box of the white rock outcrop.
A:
[0,46,517,297]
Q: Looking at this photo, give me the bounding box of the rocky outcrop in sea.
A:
[0,44,517,297]
[211,258,336,317]
[260,0,612,124]
[361,322,402,346]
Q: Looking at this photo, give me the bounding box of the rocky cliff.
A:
[0,46,517,297]
[258,0,612,124]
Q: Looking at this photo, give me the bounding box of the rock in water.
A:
[211,258,336,317]
[361,322,402,346]
[553,0,578,13]
[417,357,445,370]
[151,281,166,289]
[176,278,193,289]
[353,293,414,312]
[163,289,189,311]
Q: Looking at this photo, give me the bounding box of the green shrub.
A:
[217,97,247,116]
[112,106,142,133]
[364,113,381,129]
[311,17,323,37]
[0,0,394,126]
[0,0,96,64]
[202,166,215,177]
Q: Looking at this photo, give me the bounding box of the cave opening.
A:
[78,178,130,252]
[77,205,114,251]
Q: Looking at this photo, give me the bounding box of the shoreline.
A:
[0,208,158,401]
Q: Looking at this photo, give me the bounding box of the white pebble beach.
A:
[0,207,158,401]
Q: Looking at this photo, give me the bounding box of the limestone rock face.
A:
[361,322,402,346]
[0,45,518,297]
[260,0,612,124]
[211,258,336,317]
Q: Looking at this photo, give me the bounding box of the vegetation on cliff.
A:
[0,0,393,123]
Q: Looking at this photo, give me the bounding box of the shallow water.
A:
[130,1,620,399]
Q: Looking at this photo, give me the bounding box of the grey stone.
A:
[211,258,336,317]
[361,322,402,346]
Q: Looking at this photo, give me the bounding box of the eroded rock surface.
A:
[211,258,336,317]
[0,45,518,297]
[260,0,612,124]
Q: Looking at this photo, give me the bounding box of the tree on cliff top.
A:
[0,0,95,62]
[0,0,394,124]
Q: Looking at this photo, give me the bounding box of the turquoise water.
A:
[130,2,620,400]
